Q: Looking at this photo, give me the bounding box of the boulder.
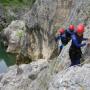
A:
[3,20,26,53]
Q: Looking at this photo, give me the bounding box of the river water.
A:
[0,41,16,73]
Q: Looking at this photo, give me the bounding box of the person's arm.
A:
[55,35,61,42]
[67,29,75,35]
[67,29,72,34]
[72,35,86,48]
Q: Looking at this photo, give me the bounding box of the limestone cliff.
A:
[2,0,74,60]
[0,0,90,90]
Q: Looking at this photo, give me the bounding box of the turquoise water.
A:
[0,42,16,66]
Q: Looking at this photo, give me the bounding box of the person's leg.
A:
[70,58,74,66]
[69,48,76,66]
[75,57,80,65]
[58,45,63,54]
[70,58,76,66]
[70,57,80,66]
[59,45,64,53]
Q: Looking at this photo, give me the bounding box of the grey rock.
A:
[3,20,26,53]
[1,0,90,90]
[49,64,90,90]
[2,0,74,59]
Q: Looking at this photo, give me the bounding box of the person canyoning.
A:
[69,23,90,66]
[65,24,75,42]
[55,28,68,54]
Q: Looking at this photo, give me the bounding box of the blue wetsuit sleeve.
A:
[67,29,72,34]
[82,38,88,41]
[55,36,61,42]
[67,29,75,36]
[72,35,86,48]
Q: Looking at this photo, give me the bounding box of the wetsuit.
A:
[55,33,68,53]
[69,33,88,66]
[65,29,75,42]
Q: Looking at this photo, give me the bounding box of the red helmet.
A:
[76,24,85,33]
[69,24,74,31]
[59,28,65,34]
[78,23,84,29]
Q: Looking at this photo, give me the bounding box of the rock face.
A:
[0,5,29,31]
[22,0,74,59]
[49,64,90,90]
[3,0,90,60]
[0,6,7,31]
[0,27,90,90]
[3,20,26,53]
[0,59,49,90]
[0,60,90,90]
[2,0,74,60]
[22,0,58,59]
[1,0,90,90]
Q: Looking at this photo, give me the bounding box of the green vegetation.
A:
[0,0,36,66]
[16,30,24,39]
[0,0,36,8]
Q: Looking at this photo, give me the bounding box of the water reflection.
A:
[0,60,8,73]
[0,41,16,66]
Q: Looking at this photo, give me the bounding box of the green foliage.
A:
[0,0,36,8]
[16,30,24,39]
